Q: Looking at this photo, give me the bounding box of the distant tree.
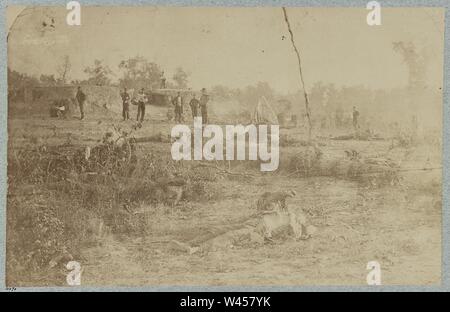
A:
[392,41,425,90]
[39,74,57,86]
[237,81,275,107]
[7,68,39,89]
[7,68,40,101]
[254,81,274,100]
[172,67,189,89]
[211,85,233,100]
[309,82,328,107]
[56,55,71,85]
[118,56,163,90]
[84,59,113,86]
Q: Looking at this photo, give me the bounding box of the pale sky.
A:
[7,6,445,93]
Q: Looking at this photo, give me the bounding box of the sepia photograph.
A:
[5,5,444,287]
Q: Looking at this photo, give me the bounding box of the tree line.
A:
[8,55,190,91]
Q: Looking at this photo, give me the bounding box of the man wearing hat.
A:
[189,93,200,119]
[199,88,209,124]
[172,91,184,123]
[75,86,86,120]
[136,88,148,122]
[121,87,130,121]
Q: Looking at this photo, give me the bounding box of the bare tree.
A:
[172,67,190,89]
[56,55,71,85]
[392,41,426,90]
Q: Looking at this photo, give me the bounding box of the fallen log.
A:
[330,132,385,141]
[130,133,173,144]
[193,163,256,178]
[283,151,400,185]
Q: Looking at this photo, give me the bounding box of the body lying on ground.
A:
[169,205,317,254]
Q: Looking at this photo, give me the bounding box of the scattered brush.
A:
[7,128,219,279]
[282,146,400,187]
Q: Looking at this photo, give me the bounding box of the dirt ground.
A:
[7,105,442,286]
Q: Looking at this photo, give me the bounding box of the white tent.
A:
[252,96,279,125]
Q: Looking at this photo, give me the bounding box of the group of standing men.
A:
[119,87,209,124]
[120,87,148,122]
[172,88,209,123]
[77,85,210,124]
[75,85,147,122]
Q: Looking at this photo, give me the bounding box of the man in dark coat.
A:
[352,106,360,131]
[189,94,200,119]
[121,88,130,120]
[75,86,86,120]
[136,88,148,122]
[172,92,184,123]
[199,88,209,124]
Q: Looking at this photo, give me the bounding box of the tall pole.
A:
[282,7,312,140]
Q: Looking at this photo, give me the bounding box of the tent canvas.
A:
[252,96,279,125]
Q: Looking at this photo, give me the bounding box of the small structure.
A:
[252,96,279,125]
[149,88,192,106]
[15,85,122,116]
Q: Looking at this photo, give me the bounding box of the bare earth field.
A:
[7,105,442,286]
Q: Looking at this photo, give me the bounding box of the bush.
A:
[7,140,220,281]
[7,197,66,272]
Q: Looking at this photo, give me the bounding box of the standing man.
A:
[352,106,360,131]
[189,94,200,119]
[136,88,148,122]
[335,106,343,128]
[161,71,167,89]
[200,88,209,124]
[76,86,86,120]
[121,87,130,121]
[173,92,184,123]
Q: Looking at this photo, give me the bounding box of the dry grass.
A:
[6,109,442,286]
[6,134,219,284]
